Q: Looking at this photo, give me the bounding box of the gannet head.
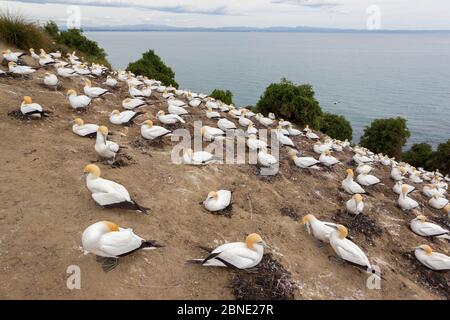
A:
[444,204,450,215]
[336,224,348,239]
[290,154,298,161]
[207,191,218,199]
[144,120,153,127]
[417,244,433,255]
[2,49,11,54]
[83,164,101,178]
[157,110,165,116]
[401,185,409,194]
[8,61,16,67]
[353,194,363,203]
[301,214,316,225]
[245,233,266,250]
[416,215,427,223]
[98,125,108,136]
[102,221,119,232]
[111,110,120,115]
[73,118,84,126]
[29,48,34,53]
[23,96,32,104]
[39,48,45,54]
[346,168,354,177]
[85,79,92,87]
[248,134,257,140]
[207,107,213,112]
[67,89,77,96]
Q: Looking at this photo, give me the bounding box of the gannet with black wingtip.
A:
[110,109,143,126]
[414,245,450,271]
[189,97,202,108]
[346,194,364,216]
[141,120,171,140]
[83,164,149,214]
[423,184,445,198]
[189,234,266,269]
[8,62,36,76]
[319,151,340,167]
[72,118,98,138]
[291,154,321,170]
[238,115,253,127]
[247,134,268,151]
[257,150,278,168]
[49,50,61,59]
[183,148,218,165]
[391,166,406,181]
[203,190,232,212]
[128,84,145,98]
[2,49,25,62]
[228,107,241,119]
[55,63,76,78]
[255,113,274,127]
[342,169,366,194]
[168,103,189,116]
[274,129,296,148]
[29,48,40,60]
[357,173,380,186]
[95,126,119,163]
[122,98,146,110]
[104,75,118,88]
[393,181,415,195]
[67,89,91,110]
[20,96,47,117]
[84,79,110,98]
[217,118,237,131]
[206,107,221,119]
[287,124,302,136]
[429,195,449,210]
[304,125,320,140]
[313,141,331,155]
[356,164,372,175]
[399,185,419,211]
[410,215,450,240]
[82,221,160,271]
[302,214,338,243]
[38,53,55,67]
[330,224,373,270]
[43,72,58,88]
[201,126,225,142]
[157,110,185,125]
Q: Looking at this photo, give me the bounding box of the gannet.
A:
[206,107,221,119]
[157,110,185,125]
[29,48,40,60]
[205,100,219,110]
[414,245,450,271]
[203,190,232,212]
[357,173,380,186]
[287,124,302,136]
[331,140,343,152]
[268,112,276,120]
[238,116,253,127]
[330,225,373,270]
[304,125,320,140]
[356,164,372,175]
[319,151,340,167]
[398,185,419,211]
[2,49,25,62]
[189,234,266,269]
[313,141,331,155]
[255,113,274,127]
[72,118,98,138]
[410,215,450,240]
[342,169,366,194]
[83,165,149,214]
[393,182,414,195]
[346,194,364,216]
[84,79,110,98]
[95,126,119,162]
[8,62,36,77]
[20,96,47,117]
[189,98,202,108]
[183,149,219,165]
[141,120,171,140]
[73,64,91,76]
[275,130,296,148]
[38,53,55,67]
[217,118,237,131]
[229,108,241,119]
[128,84,146,98]
[409,170,423,184]
[246,123,258,137]
[104,76,118,87]
[110,110,143,126]
[201,126,225,142]
[49,50,61,59]
[67,89,91,110]
[168,103,189,116]
[278,119,291,127]
[43,73,58,88]
[391,166,406,181]
[122,98,146,110]
[429,195,449,210]
[55,63,76,77]
[302,214,337,243]
[257,150,278,168]
[247,135,268,151]
[422,184,445,198]
[291,154,320,170]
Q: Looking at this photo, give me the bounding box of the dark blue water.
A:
[87,31,450,147]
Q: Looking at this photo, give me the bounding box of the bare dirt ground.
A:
[0,54,448,300]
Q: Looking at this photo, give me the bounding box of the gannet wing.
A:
[92,192,127,206]
[335,241,369,267]
[99,229,142,256]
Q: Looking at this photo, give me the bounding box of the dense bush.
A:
[127,50,178,88]
[429,139,450,175]
[402,143,433,169]
[210,89,233,105]
[255,78,323,128]
[360,117,410,159]
[319,112,353,141]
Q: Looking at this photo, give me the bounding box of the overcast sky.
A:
[1,0,450,30]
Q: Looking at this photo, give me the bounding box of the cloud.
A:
[11,0,231,15]
[271,0,341,8]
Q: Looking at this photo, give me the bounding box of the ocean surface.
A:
[86,31,450,148]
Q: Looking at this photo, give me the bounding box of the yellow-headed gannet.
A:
[304,125,320,140]
[217,118,237,131]
[43,72,58,88]
[104,75,118,88]
[342,169,366,194]
[122,98,146,110]
[319,151,340,167]
[84,79,110,98]
[391,166,406,181]
[287,124,302,136]
[291,154,320,170]
[429,195,449,210]
[313,141,331,155]
[398,185,419,211]
[2,49,25,62]
[357,173,380,186]
[423,184,445,198]
[410,215,450,240]
[95,126,119,162]
[141,120,171,140]
[356,164,372,175]
[258,150,278,167]
[20,96,47,117]
[201,126,225,142]
[393,181,415,195]
[246,123,258,136]
[255,113,274,127]
[110,109,143,126]
[67,89,91,110]
[247,135,268,151]
[168,103,189,116]
[72,118,98,138]
[302,214,338,243]
[203,190,232,212]
[414,245,450,271]
[8,62,36,76]
[183,148,219,165]
[157,110,185,125]
[206,107,221,119]
[346,194,364,216]
[238,116,253,127]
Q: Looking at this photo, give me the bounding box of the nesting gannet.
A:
[278,119,291,127]
[414,245,450,271]
[353,152,372,165]
[141,120,171,140]
[104,75,118,88]
[157,110,185,125]
[83,165,149,214]
[257,150,278,168]
[29,48,40,60]
[393,182,415,195]
[319,151,340,167]
[410,215,450,240]
[302,214,337,243]
[238,116,253,127]
[255,113,274,127]
[72,118,98,138]
[356,164,373,175]
[205,100,219,110]
[275,130,296,148]
[313,141,331,155]
[287,124,302,136]
[43,73,58,88]
[95,126,119,162]
[391,166,406,181]
[304,125,320,140]
[201,126,225,142]
[398,185,419,211]
[20,96,47,117]
[330,225,373,270]
[38,53,55,67]
[189,98,202,108]
[82,221,160,271]
[2,49,25,62]
[183,149,219,165]
[122,98,146,110]
[128,84,146,98]
[357,173,380,186]
[429,195,449,210]
[49,50,61,59]
[246,123,258,137]
[228,108,242,119]
[342,169,366,194]
[291,154,320,170]
[168,103,189,116]
[217,118,237,131]
[84,79,110,98]
[268,112,276,120]
[55,63,76,78]
[67,89,91,110]
[110,110,143,126]
[206,107,221,119]
[247,135,268,151]
[422,184,445,198]
[409,170,423,184]
[189,234,266,269]
[346,194,364,216]
[203,190,232,212]
[8,62,36,77]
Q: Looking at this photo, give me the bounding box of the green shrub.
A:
[255,78,322,128]
[360,117,410,159]
[127,50,178,88]
[319,112,353,141]
[428,139,450,175]
[402,143,433,169]
[210,89,233,105]
[43,21,59,39]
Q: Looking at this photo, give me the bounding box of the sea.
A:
[86,31,450,148]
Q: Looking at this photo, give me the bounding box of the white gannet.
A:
[122,98,146,110]
[258,150,278,168]
[330,225,373,270]
[38,53,55,67]
[304,125,320,140]
[128,84,146,98]
[217,118,237,131]
[8,62,36,77]
[302,214,337,243]
[247,135,268,151]
[357,173,380,186]
[291,154,320,170]
[157,110,185,125]
[313,141,331,155]
[95,126,119,163]
[422,184,445,198]
[287,124,302,136]
[189,98,202,108]
[73,64,91,76]
[110,109,143,126]
[67,89,91,110]
[2,49,25,62]
[319,151,340,167]
[168,103,189,116]
[356,164,372,175]
[391,166,406,181]
[275,130,296,148]
[410,215,450,240]
[255,113,274,127]
[183,148,219,165]
[72,118,98,138]
[393,181,414,195]
[84,79,110,98]
[346,194,364,216]
[205,100,219,110]
[228,108,241,119]
[104,75,118,88]
[246,123,258,136]
[342,169,366,194]
[414,245,450,271]
[429,195,449,210]
[20,96,47,117]
[29,48,40,60]
[49,50,61,59]
[43,72,58,88]
[201,126,225,142]
[278,118,291,127]
[203,190,232,212]
[398,185,419,211]
[55,63,76,78]
[82,221,160,271]
[141,120,171,140]
[189,234,266,269]
[83,164,149,214]
[206,107,221,119]
[238,116,253,127]
[268,112,276,120]
[353,152,372,165]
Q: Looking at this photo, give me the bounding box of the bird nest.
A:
[7,110,51,120]
[332,209,383,245]
[279,207,300,221]
[230,253,296,300]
